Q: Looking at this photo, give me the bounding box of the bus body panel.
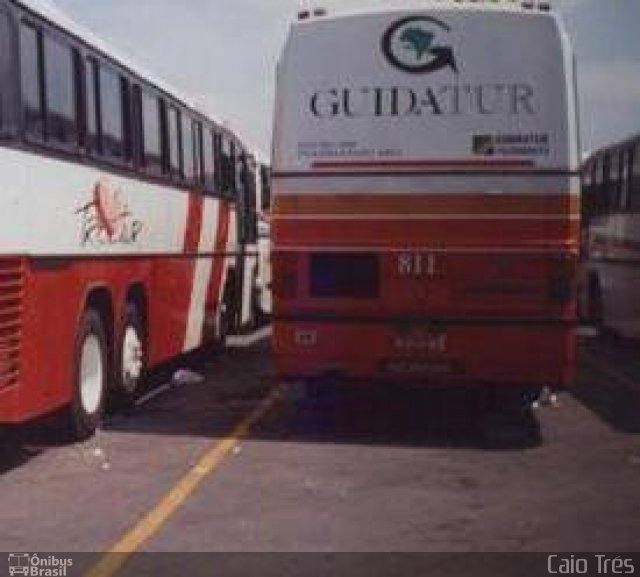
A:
[275,8,578,173]
[0,0,268,426]
[272,6,579,388]
[583,137,640,338]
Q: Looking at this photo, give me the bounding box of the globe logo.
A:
[382,16,458,75]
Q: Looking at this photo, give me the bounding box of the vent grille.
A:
[0,259,23,391]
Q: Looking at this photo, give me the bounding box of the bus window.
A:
[181,113,195,185]
[166,104,181,178]
[0,11,17,136]
[85,58,99,153]
[43,34,77,148]
[99,65,125,162]
[202,127,215,193]
[220,135,235,197]
[260,165,271,211]
[631,144,640,212]
[620,148,631,211]
[193,121,203,186]
[141,91,162,176]
[20,23,44,140]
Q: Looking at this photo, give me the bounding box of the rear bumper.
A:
[273,318,576,388]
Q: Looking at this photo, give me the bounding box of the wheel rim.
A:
[80,333,104,415]
[122,325,143,392]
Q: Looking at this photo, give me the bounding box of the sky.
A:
[48,0,640,160]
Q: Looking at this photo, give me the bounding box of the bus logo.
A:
[382,16,458,75]
[76,179,144,246]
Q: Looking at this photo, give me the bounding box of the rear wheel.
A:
[68,309,108,440]
[114,303,146,407]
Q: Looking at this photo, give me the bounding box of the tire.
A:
[68,308,108,441]
[114,303,146,407]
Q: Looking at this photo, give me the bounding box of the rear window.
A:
[310,253,379,299]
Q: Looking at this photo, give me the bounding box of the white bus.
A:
[271,1,580,392]
[0,0,265,438]
[582,133,640,337]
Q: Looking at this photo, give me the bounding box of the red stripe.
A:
[183,194,203,252]
[311,158,536,170]
[207,201,231,310]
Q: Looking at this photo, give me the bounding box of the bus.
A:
[0,0,266,438]
[581,133,640,337]
[271,1,580,395]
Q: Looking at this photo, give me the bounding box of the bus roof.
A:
[293,1,556,25]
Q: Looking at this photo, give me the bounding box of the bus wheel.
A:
[115,303,146,407]
[68,309,108,440]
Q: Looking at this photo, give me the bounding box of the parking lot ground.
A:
[0,330,639,556]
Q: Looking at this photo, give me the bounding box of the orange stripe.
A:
[273,219,580,249]
[273,193,579,217]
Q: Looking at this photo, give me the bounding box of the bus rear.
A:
[271,3,580,391]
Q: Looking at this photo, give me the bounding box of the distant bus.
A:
[581,133,640,337]
[271,2,580,394]
[0,0,265,438]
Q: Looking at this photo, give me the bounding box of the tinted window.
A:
[167,105,181,177]
[194,121,203,186]
[310,254,379,299]
[235,148,245,197]
[202,127,215,192]
[99,65,124,161]
[20,23,44,139]
[260,165,271,210]
[141,91,162,175]
[220,136,234,195]
[182,114,195,183]
[0,12,17,135]
[85,58,99,152]
[43,34,77,147]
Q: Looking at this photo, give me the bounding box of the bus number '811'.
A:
[398,254,438,278]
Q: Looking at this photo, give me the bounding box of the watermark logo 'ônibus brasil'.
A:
[8,554,73,577]
[382,16,458,75]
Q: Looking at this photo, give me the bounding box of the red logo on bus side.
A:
[76,179,144,246]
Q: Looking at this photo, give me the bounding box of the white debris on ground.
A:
[75,433,112,472]
[531,386,561,409]
[172,369,205,386]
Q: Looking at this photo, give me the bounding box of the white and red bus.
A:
[581,133,640,337]
[271,1,580,394]
[0,0,267,438]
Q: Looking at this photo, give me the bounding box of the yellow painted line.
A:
[85,384,283,577]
